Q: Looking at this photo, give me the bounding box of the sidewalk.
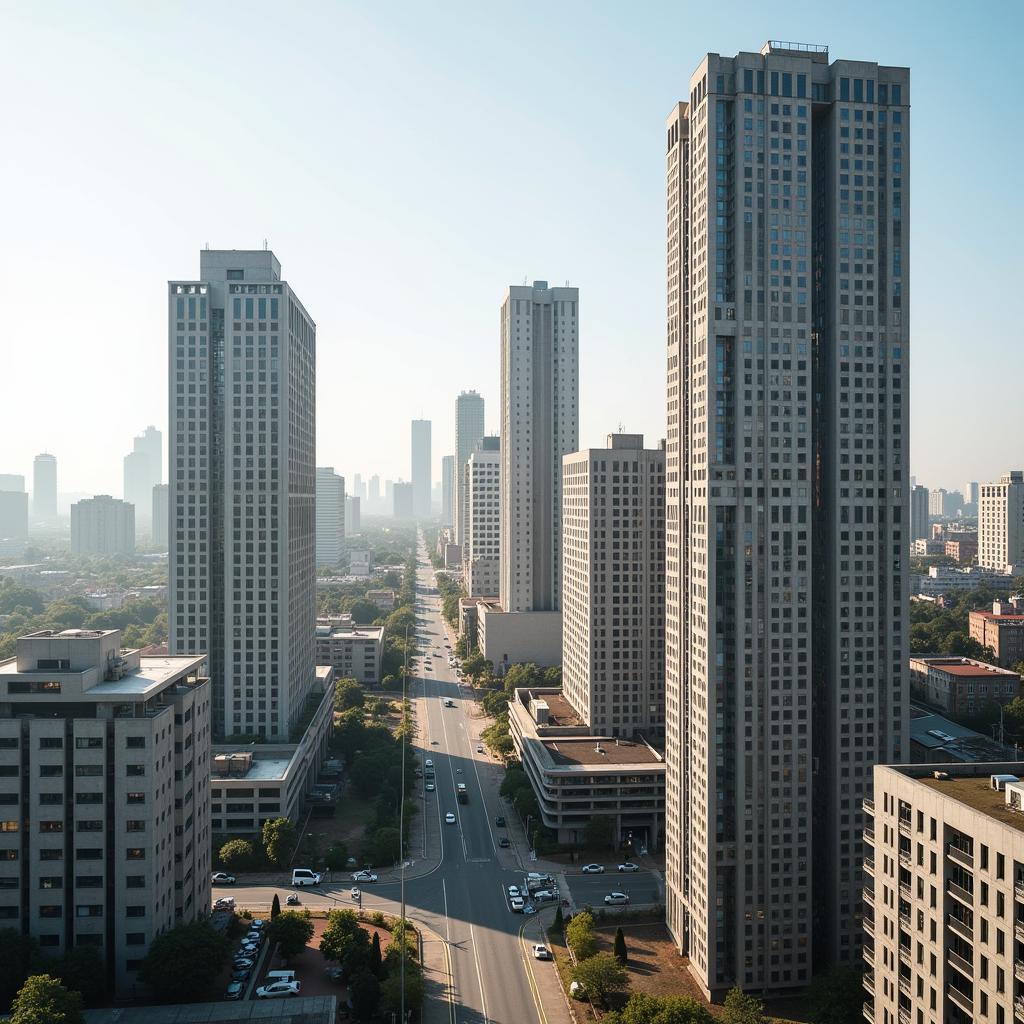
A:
[524,908,577,1024]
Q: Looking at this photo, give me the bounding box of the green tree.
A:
[261,816,297,868]
[219,838,257,872]
[565,911,598,960]
[348,600,381,624]
[363,826,401,866]
[10,974,83,1024]
[384,919,417,963]
[550,903,565,937]
[572,952,629,1008]
[613,926,628,964]
[326,842,349,871]
[138,922,229,1002]
[53,946,105,1005]
[808,966,866,1024]
[722,986,766,1024]
[271,893,281,920]
[380,955,424,1014]
[370,931,383,976]
[347,968,380,1020]
[0,930,45,1010]
[335,678,365,710]
[605,993,713,1024]
[267,910,314,962]
[320,909,370,966]
[584,815,617,851]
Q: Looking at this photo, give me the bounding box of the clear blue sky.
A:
[2,0,1021,497]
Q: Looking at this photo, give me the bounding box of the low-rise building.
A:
[458,596,489,650]
[945,537,977,564]
[911,564,1014,598]
[0,628,211,995]
[911,538,945,557]
[909,655,1021,716]
[349,549,371,578]
[315,619,382,685]
[366,589,396,612]
[909,711,1017,764]
[970,601,1024,667]
[508,687,664,849]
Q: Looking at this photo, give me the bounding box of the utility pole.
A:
[400,619,410,1023]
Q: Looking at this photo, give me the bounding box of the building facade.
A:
[315,467,346,567]
[411,420,432,519]
[911,484,929,542]
[0,489,28,541]
[151,483,169,549]
[979,471,1024,571]
[0,628,211,995]
[909,656,1021,716]
[123,426,162,529]
[454,391,485,547]
[314,619,382,685]
[465,437,500,598]
[71,496,135,555]
[970,603,1024,668]
[345,495,361,536]
[665,44,910,998]
[441,454,455,528]
[562,434,665,739]
[392,481,414,520]
[32,454,57,523]
[168,249,318,742]
[499,281,579,614]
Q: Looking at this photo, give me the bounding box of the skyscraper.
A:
[454,391,485,547]
[411,419,432,519]
[124,426,162,527]
[499,281,578,613]
[353,473,365,501]
[152,482,169,549]
[169,249,317,742]
[441,454,455,527]
[393,481,414,520]
[665,44,909,997]
[979,471,1024,571]
[71,495,135,554]
[0,490,28,540]
[910,483,929,541]
[32,453,56,522]
[465,437,500,597]
[315,467,346,567]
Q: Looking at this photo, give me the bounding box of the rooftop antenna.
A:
[263,238,268,251]
[204,242,209,250]
[522,275,528,285]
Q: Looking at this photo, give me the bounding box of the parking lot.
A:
[562,868,662,909]
[501,872,562,915]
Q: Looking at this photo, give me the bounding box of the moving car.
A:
[604,892,630,905]
[581,863,605,873]
[352,870,378,882]
[444,698,455,707]
[523,904,537,915]
[533,944,553,960]
[494,815,506,827]
[212,872,236,885]
[292,868,322,887]
[617,862,640,872]
[498,837,511,848]
[256,980,301,998]
[286,894,301,906]
[445,812,456,824]
[225,981,245,1000]
[476,745,484,753]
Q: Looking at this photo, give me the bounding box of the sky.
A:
[1,0,1021,498]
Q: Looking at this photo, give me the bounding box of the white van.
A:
[291,868,322,887]
[266,970,297,983]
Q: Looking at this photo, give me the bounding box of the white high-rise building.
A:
[441,454,455,528]
[152,482,169,549]
[169,249,317,741]
[71,495,135,554]
[562,434,665,739]
[124,425,162,528]
[499,280,578,613]
[465,437,500,598]
[345,495,361,535]
[979,471,1024,571]
[665,44,910,998]
[411,419,432,519]
[454,391,485,547]
[32,453,57,523]
[316,467,346,567]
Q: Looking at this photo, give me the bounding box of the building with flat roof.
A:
[315,619,382,685]
[970,601,1024,668]
[908,711,1017,764]
[465,437,500,598]
[123,426,161,529]
[454,391,485,548]
[863,762,1024,1024]
[911,484,930,542]
[393,481,414,520]
[71,495,135,555]
[909,656,1021,716]
[979,471,1024,572]
[477,600,561,670]
[911,564,1013,598]
[441,454,455,528]
[0,628,211,995]
[0,488,28,541]
[151,483,169,549]
[315,467,346,567]
[345,494,361,535]
[32,453,57,523]
[411,419,432,519]
[83,995,338,1024]
[366,589,395,611]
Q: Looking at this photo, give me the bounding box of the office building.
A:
[465,437,500,598]
[664,44,910,997]
[169,249,319,742]
[151,483,169,549]
[352,473,365,501]
[441,454,455,528]
[348,550,371,578]
[929,488,948,518]
[562,434,665,739]
[393,481,414,520]
[315,618,382,685]
[315,467,346,567]
[963,480,979,511]
[979,471,1024,571]
[345,495,361,535]
[944,536,977,565]
[0,489,28,540]
[908,655,1021,715]
[970,601,1024,668]
[71,495,135,555]
[369,474,380,508]
[411,419,432,519]
[911,484,929,542]
[123,426,162,527]
[454,391,485,547]
[32,454,57,523]
[863,763,1024,1024]
[0,474,24,493]
[0,627,211,995]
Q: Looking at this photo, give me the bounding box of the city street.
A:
[224,536,571,1024]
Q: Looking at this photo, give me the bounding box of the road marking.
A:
[469,922,490,1024]
[442,879,456,1024]
[518,919,548,1024]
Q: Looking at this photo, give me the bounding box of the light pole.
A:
[399,620,410,1023]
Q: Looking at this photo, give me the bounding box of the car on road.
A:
[533,944,553,960]
[526,872,553,882]
[443,699,455,707]
[352,870,378,882]
[425,759,434,768]
[618,862,640,872]
[510,896,525,912]
[581,863,605,873]
[494,815,506,827]
[523,904,537,915]
[225,981,245,1000]
[350,887,361,900]
[212,871,236,885]
[425,782,435,792]
[291,868,322,887]
[604,892,630,905]
[214,896,235,910]
[256,980,301,998]
[498,837,511,848]
[476,745,484,753]
[445,812,456,824]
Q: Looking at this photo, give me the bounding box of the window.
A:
[75,849,102,861]
[39,849,62,861]
[125,932,146,945]
[126,906,146,918]
[126,793,145,804]
[38,935,60,947]
[126,848,145,860]
[39,905,63,918]
[74,765,102,777]
[126,821,146,833]
[8,681,60,695]
[75,876,103,888]
[39,766,63,778]
[125,876,145,889]
[0,739,17,749]
[126,765,145,777]
[39,737,63,749]
[125,737,146,749]
[76,821,102,833]
[39,822,63,833]
[39,877,63,889]
[76,905,102,917]
[75,737,102,749]
[75,793,101,805]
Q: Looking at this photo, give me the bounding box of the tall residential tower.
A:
[411,419,432,519]
[32,453,57,523]
[454,391,485,548]
[665,44,909,998]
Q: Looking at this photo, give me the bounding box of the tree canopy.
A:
[566,911,598,961]
[138,922,229,1002]
[572,952,629,1008]
[606,993,713,1024]
[267,910,314,961]
[10,974,83,1024]
[261,817,297,868]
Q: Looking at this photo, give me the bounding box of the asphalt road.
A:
[561,869,662,908]
[224,535,556,1024]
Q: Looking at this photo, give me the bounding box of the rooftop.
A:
[910,656,1018,679]
[86,655,207,698]
[972,611,1024,621]
[83,995,337,1023]
[917,772,1024,834]
[542,736,663,767]
[535,692,584,728]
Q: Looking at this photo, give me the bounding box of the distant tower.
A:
[32,453,57,522]
[315,468,346,567]
[410,420,432,519]
[454,391,485,547]
[441,455,455,527]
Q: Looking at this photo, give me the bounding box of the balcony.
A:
[863,970,875,996]
[899,910,911,930]
[947,880,973,907]
[863,886,875,908]
[946,843,975,870]
[898,944,912,966]
[948,987,973,1016]
[1014,961,1024,984]
[1016,921,1024,945]
[864,826,875,845]
[898,816,911,836]
[863,797,874,815]
[864,853,875,876]
[862,943,874,967]
[898,1006,911,1024]
[947,950,973,979]
[1015,996,1024,1023]
[898,849,912,869]
[898,975,912,997]
[862,1002,874,1024]
[899,879,912,898]
[1015,880,1024,902]
[947,914,973,942]
[863,917,875,938]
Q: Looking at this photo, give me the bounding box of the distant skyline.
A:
[2,0,1022,493]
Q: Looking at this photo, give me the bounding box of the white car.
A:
[604,892,630,905]
[510,896,525,911]
[425,782,435,792]
[581,863,605,874]
[256,980,301,998]
[352,870,378,882]
[507,885,521,898]
[350,887,361,900]
[533,944,553,960]
[533,889,556,902]
[617,862,640,872]
[211,872,236,885]
[445,812,456,824]
[425,759,434,768]
[214,896,235,910]
[476,745,484,753]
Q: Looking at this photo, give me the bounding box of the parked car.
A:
[352,870,378,882]
[232,957,255,970]
[581,863,605,874]
[291,868,322,887]
[494,816,506,827]
[445,812,456,824]
[214,897,235,910]
[426,782,435,792]
[510,896,525,912]
[533,889,556,902]
[604,892,630,905]
[507,885,521,898]
[244,930,263,944]
[256,980,301,999]
[250,918,266,931]
[225,981,245,1000]
[498,837,511,848]
[476,745,484,753]
[523,904,537,915]
[533,944,553,960]
[212,872,236,885]
[231,968,251,983]
[617,862,640,872]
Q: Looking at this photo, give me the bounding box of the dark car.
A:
[494,816,506,827]
[498,837,511,848]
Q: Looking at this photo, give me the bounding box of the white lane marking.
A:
[469,922,490,1024]
[443,879,456,1023]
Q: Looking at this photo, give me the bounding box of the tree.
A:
[326,842,349,871]
[335,678,365,710]
[321,909,370,966]
[267,910,314,962]
[348,600,381,625]
[261,817,297,868]
[271,893,282,920]
[808,966,866,1024]
[10,974,83,1024]
[369,931,383,976]
[138,922,229,1001]
[53,946,105,1005]
[565,911,598,960]
[0,930,45,1010]
[363,826,401,866]
[613,926,628,965]
[606,993,713,1024]
[584,815,617,851]
[384,919,417,963]
[722,986,766,1024]
[380,955,424,1014]
[572,952,629,1008]
[348,968,380,1020]
[550,904,565,937]
[219,838,257,872]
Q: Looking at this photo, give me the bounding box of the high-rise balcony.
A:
[863,886,875,908]
[947,914,973,942]
[947,843,975,870]
[1015,880,1024,902]
[863,917,875,938]
[898,1006,911,1024]
[898,849,912,869]
[947,950,973,979]
[1014,961,1024,984]
[898,975,912,997]
[1015,921,1024,945]
[947,880,973,907]
[948,988,973,1017]
[863,970,875,996]
[863,797,874,815]
[864,826,875,845]
[864,853,875,876]
[898,816,912,837]
[863,1001,874,1023]
[1014,995,1024,1023]
[862,943,874,967]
